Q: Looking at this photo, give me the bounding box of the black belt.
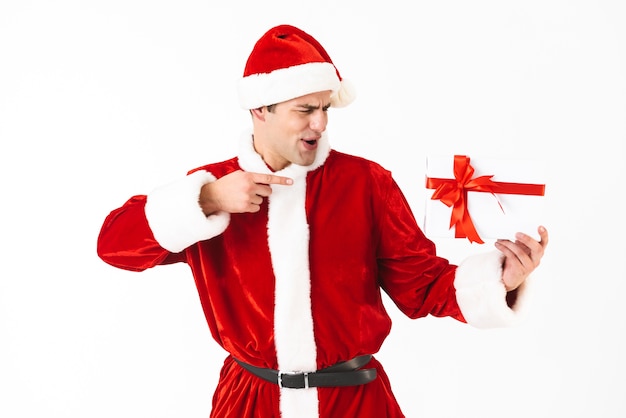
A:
[234,355,377,389]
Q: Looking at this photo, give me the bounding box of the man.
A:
[97,24,548,418]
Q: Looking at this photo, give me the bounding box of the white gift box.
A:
[423,155,546,243]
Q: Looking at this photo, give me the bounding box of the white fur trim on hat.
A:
[454,250,531,328]
[238,61,341,109]
[144,170,230,253]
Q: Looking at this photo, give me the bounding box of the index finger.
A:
[513,225,548,265]
[250,172,294,186]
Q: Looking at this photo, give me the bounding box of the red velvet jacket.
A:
[97,133,525,418]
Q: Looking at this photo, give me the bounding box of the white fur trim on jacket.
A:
[454,250,531,328]
[237,131,330,418]
[144,170,230,253]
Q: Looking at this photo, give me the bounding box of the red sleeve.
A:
[375,176,465,322]
[97,195,186,272]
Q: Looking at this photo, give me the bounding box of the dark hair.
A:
[250,104,277,116]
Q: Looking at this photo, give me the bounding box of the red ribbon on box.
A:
[425,155,545,244]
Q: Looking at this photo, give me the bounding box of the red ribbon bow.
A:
[425,155,545,244]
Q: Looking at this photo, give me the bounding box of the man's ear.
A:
[251,107,266,121]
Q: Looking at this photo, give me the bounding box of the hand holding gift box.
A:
[424,155,546,244]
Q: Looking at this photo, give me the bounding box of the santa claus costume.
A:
[97,24,529,418]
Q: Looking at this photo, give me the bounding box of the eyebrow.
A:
[296,103,331,111]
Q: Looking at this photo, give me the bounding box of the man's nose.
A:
[310,112,327,132]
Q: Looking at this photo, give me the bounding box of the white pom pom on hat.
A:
[237,24,356,109]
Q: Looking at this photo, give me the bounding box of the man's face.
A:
[254,90,331,171]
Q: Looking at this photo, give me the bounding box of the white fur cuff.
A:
[454,250,530,328]
[144,170,230,253]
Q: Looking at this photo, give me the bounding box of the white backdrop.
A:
[1,1,625,417]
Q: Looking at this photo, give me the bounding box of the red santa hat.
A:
[238,24,356,109]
